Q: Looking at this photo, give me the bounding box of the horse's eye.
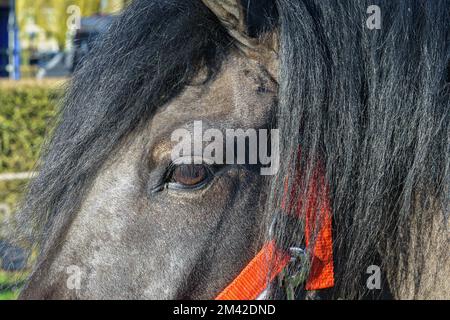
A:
[169,164,211,188]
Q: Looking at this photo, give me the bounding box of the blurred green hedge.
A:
[0,80,63,210]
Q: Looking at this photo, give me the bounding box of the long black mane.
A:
[20,0,449,299]
[270,0,449,299]
[20,0,230,248]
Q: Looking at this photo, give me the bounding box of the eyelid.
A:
[171,156,215,165]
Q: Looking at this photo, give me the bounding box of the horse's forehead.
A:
[150,51,277,134]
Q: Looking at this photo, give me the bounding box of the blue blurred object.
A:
[8,0,20,79]
[0,0,19,79]
[0,1,9,77]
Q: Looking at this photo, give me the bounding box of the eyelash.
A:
[163,161,181,182]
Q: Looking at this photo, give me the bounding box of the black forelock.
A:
[19,0,230,249]
[268,0,450,299]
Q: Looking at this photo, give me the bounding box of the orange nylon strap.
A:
[303,176,334,290]
[286,165,335,290]
[215,240,290,300]
[215,164,334,300]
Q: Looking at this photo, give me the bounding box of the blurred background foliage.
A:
[14,0,131,77]
[0,80,61,299]
[0,80,61,174]
[17,0,129,49]
[0,80,61,231]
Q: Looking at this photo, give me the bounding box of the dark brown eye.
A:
[170,164,210,187]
